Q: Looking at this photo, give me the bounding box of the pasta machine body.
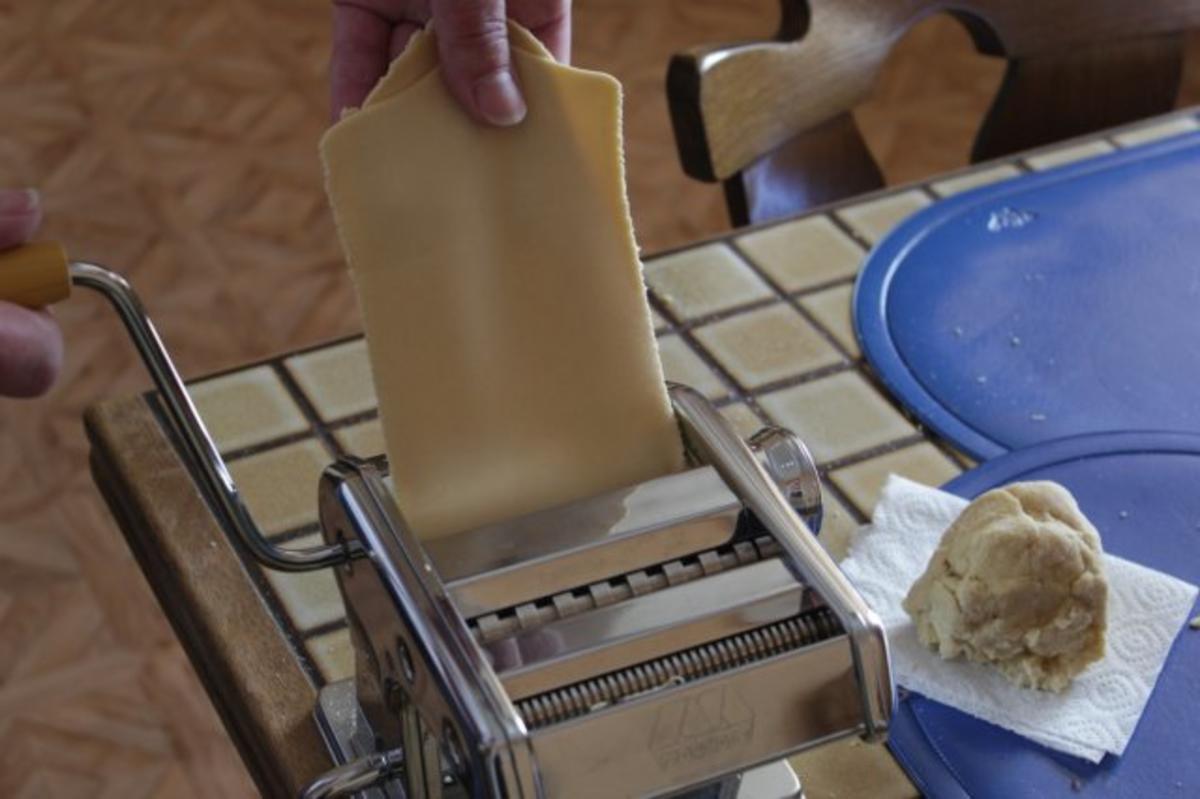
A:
[307,385,893,799]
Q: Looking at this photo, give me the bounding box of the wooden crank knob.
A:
[0,241,71,308]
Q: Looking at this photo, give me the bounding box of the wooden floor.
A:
[1,2,1198,795]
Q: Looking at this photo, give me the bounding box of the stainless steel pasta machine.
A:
[0,244,894,799]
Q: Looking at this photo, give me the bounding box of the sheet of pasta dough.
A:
[321,24,684,540]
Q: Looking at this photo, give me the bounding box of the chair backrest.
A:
[668,0,1200,226]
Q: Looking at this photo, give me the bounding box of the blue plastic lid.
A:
[889,431,1200,798]
[854,131,1200,460]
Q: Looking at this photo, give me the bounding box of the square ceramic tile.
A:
[228,438,331,536]
[796,479,864,559]
[720,402,764,440]
[264,533,346,632]
[306,627,354,683]
[656,335,727,400]
[189,366,308,453]
[815,486,861,563]
[931,164,1022,197]
[735,215,865,292]
[286,339,377,422]
[651,306,670,332]
[798,285,859,358]
[693,304,842,390]
[644,243,773,320]
[825,491,864,566]
[1113,114,1200,147]
[336,418,385,457]
[758,371,915,463]
[1024,139,1114,171]
[836,190,931,244]
[830,443,961,516]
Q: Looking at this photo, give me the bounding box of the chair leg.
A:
[972,33,1185,163]
[726,112,885,227]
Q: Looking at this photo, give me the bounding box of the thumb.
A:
[432,0,526,126]
[0,189,42,250]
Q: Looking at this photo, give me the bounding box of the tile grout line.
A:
[747,362,862,398]
[670,294,787,330]
[673,323,754,406]
[820,433,932,474]
[786,275,858,300]
[646,290,746,405]
[303,618,351,642]
[324,408,381,435]
[222,409,385,467]
[264,360,358,685]
[220,429,324,464]
[142,389,328,689]
[818,475,871,525]
[824,207,877,252]
[822,435,963,519]
[720,222,879,430]
[182,332,366,387]
[724,232,862,361]
[271,360,347,461]
[709,228,861,373]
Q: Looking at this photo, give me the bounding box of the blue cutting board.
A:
[889,431,1200,798]
[854,130,1200,460]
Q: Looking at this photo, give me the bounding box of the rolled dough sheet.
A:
[321,24,684,540]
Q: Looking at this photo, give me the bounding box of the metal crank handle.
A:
[0,242,361,572]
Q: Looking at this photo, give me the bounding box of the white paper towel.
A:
[839,475,1198,763]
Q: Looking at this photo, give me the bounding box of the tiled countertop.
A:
[85,109,1200,798]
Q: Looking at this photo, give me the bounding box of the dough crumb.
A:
[902,481,1108,692]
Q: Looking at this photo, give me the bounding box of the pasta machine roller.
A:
[0,245,893,798]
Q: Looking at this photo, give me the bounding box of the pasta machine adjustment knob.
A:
[748,426,823,532]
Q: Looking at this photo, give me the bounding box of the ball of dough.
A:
[902,481,1107,692]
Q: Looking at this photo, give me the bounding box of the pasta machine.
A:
[0,245,894,798]
[306,385,894,799]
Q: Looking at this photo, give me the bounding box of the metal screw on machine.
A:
[749,426,823,531]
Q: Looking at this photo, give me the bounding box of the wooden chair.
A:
[668,0,1200,226]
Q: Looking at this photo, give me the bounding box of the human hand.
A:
[330,0,571,125]
[0,189,63,398]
